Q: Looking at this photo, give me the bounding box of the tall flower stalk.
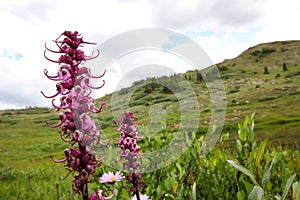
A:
[42,31,106,200]
[116,111,146,200]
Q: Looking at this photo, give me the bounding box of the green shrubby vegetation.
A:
[0,115,299,199]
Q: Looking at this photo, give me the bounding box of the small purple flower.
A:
[100,171,124,183]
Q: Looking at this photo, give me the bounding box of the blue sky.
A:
[0,49,23,60]
[0,0,300,109]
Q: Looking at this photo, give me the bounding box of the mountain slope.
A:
[96,40,300,148]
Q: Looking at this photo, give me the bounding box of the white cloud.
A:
[0,0,299,109]
[149,0,264,31]
[253,0,300,43]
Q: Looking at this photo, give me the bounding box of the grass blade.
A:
[262,158,275,188]
[282,174,296,200]
[255,139,268,168]
[248,186,264,200]
[192,181,197,200]
[227,160,259,186]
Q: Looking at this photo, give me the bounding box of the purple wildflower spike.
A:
[116,111,144,199]
[42,31,107,200]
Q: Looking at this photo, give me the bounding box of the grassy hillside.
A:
[96,40,300,148]
[0,40,299,173]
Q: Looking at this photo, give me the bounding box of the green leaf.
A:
[262,158,274,189]
[292,181,300,200]
[173,181,179,197]
[192,131,196,140]
[282,174,297,200]
[121,188,130,199]
[238,128,247,141]
[175,162,183,179]
[155,137,162,146]
[248,115,255,142]
[244,180,255,194]
[185,131,189,143]
[266,182,272,191]
[163,175,175,191]
[248,186,264,200]
[227,160,259,186]
[220,132,230,142]
[244,116,250,126]
[237,190,246,200]
[248,129,255,142]
[161,121,167,129]
[192,182,197,200]
[251,115,255,131]
[255,139,268,168]
[166,133,173,143]
[236,139,243,152]
[157,185,162,197]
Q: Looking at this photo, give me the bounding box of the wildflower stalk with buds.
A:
[116,111,148,200]
[42,31,107,200]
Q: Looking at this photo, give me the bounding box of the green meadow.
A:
[0,40,299,199]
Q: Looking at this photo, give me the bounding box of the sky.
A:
[0,0,300,109]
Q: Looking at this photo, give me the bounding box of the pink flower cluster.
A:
[42,31,106,198]
[117,112,141,170]
[116,112,143,196]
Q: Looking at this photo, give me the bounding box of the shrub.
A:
[264,66,269,74]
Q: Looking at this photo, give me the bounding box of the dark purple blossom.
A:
[42,31,106,200]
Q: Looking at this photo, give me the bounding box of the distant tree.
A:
[144,83,158,94]
[196,70,203,82]
[161,85,172,94]
[283,62,288,71]
[264,66,269,74]
[144,84,152,94]
[217,65,229,71]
